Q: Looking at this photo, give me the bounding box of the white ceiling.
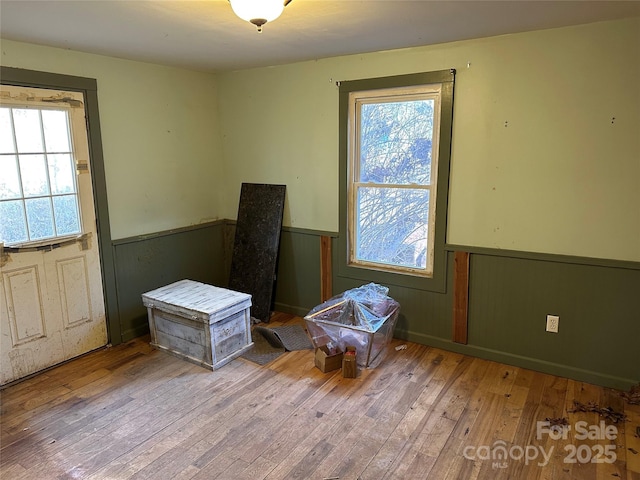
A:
[1,1,639,73]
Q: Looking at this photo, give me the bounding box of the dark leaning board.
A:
[229,183,286,323]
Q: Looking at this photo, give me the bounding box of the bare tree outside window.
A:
[348,85,442,277]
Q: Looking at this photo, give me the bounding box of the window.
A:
[349,85,442,277]
[0,105,81,245]
[339,70,455,291]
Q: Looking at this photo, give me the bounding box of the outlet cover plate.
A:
[546,315,559,333]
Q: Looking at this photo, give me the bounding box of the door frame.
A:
[1,66,120,345]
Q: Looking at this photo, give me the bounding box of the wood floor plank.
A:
[1,353,189,469]
[380,355,480,479]
[626,405,640,474]
[95,367,259,478]
[0,343,172,442]
[261,407,344,480]
[355,348,454,479]
[228,454,276,480]
[11,367,219,478]
[87,366,255,478]
[1,315,638,480]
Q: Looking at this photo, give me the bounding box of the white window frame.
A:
[347,84,443,278]
[0,96,84,248]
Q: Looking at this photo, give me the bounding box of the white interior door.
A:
[0,85,107,385]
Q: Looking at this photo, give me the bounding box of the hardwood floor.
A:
[1,313,639,480]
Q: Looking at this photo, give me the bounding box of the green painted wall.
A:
[273,229,323,316]
[1,39,225,240]
[112,222,227,342]
[217,18,640,262]
[466,253,639,387]
[110,223,322,341]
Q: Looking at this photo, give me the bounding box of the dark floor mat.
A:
[240,328,286,366]
[263,325,313,352]
[241,324,312,366]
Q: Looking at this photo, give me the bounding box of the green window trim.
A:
[337,69,455,293]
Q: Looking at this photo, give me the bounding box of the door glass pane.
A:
[42,110,71,152]
[0,200,28,243]
[53,195,81,235]
[19,155,50,197]
[356,187,429,269]
[25,197,55,240]
[13,109,44,153]
[48,154,76,194]
[0,155,21,199]
[0,102,83,245]
[359,99,434,185]
[0,108,15,154]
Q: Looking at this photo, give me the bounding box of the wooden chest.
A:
[142,280,253,370]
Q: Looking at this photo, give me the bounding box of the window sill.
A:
[2,233,90,253]
[337,259,447,294]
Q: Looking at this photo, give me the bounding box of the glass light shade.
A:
[229,0,284,25]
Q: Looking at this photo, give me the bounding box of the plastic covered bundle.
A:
[304,283,400,368]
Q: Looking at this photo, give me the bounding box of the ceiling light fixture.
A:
[229,0,292,33]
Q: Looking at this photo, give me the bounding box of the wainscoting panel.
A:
[466,254,640,389]
[273,229,323,317]
[109,221,638,389]
[112,222,228,342]
[333,241,639,389]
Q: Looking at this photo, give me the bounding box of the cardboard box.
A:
[314,345,343,373]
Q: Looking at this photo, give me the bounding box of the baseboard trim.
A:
[394,329,637,391]
[271,302,637,390]
[273,302,312,318]
[122,322,150,343]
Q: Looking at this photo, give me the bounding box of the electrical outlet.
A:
[546,315,559,333]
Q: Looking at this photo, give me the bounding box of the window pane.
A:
[48,154,76,194]
[359,99,434,185]
[13,109,44,153]
[53,195,81,235]
[25,197,55,240]
[0,108,16,154]
[0,155,22,199]
[356,187,429,269]
[0,103,85,246]
[19,154,50,197]
[0,200,28,244]
[42,110,71,152]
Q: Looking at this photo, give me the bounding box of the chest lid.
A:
[142,279,252,322]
